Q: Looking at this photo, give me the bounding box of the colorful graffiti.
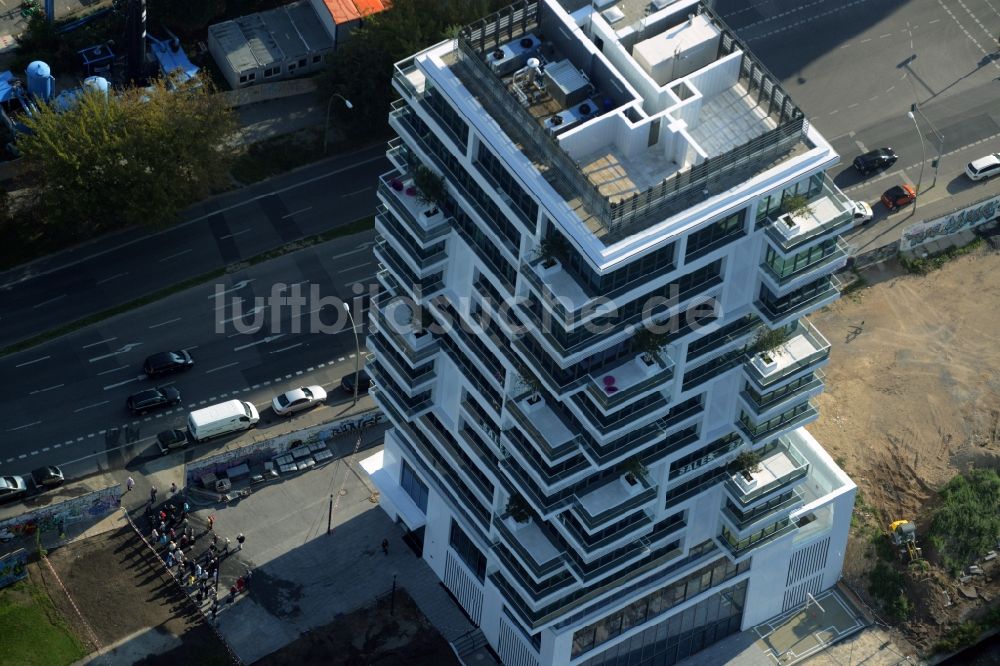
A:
[0,549,28,589]
[901,195,1000,251]
[0,485,121,538]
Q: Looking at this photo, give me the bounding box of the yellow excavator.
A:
[889,520,924,562]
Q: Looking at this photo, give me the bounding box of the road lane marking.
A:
[15,355,50,367]
[149,317,182,329]
[218,305,264,325]
[341,187,372,197]
[97,366,130,375]
[340,263,369,274]
[233,334,284,352]
[96,272,129,285]
[33,294,67,309]
[83,338,117,349]
[104,378,141,390]
[282,207,313,219]
[206,362,240,373]
[332,246,369,260]
[29,384,64,394]
[271,343,304,353]
[159,249,193,262]
[6,421,40,431]
[88,343,142,363]
[208,280,254,299]
[218,229,251,240]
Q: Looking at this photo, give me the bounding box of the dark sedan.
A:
[341,368,372,395]
[126,387,182,416]
[142,350,194,378]
[156,428,189,455]
[853,148,897,176]
[30,465,65,489]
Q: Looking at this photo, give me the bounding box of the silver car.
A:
[0,475,28,504]
[272,386,328,416]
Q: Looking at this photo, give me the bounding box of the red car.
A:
[881,184,916,211]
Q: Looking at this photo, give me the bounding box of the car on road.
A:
[30,466,64,489]
[852,201,873,226]
[880,184,916,212]
[272,386,328,416]
[142,350,194,378]
[341,369,372,395]
[0,475,27,504]
[156,428,189,455]
[127,387,182,416]
[853,148,897,176]
[965,153,1000,181]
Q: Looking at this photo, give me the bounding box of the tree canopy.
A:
[19,77,237,232]
[318,0,509,139]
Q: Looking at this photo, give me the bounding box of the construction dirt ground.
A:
[808,243,1000,656]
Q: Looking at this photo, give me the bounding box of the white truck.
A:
[187,400,260,442]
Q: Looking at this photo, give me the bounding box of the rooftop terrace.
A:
[449,0,810,244]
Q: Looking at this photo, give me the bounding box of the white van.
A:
[187,400,260,442]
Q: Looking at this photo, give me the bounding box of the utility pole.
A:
[906,111,926,214]
[911,103,944,189]
[327,493,333,535]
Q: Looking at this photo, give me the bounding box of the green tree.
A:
[19,77,237,232]
[146,0,225,35]
[317,0,507,140]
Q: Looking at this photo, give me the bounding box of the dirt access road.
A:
[808,245,1000,651]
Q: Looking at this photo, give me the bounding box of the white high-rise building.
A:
[362,1,856,664]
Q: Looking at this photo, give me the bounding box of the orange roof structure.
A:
[322,0,388,25]
[352,0,387,17]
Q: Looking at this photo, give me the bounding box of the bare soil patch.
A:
[810,248,1000,652]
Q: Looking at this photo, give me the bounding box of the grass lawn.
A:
[0,575,87,666]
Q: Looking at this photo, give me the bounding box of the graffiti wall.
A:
[852,239,901,270]
[0,485,121,539]
[900,195,1000,251]
[0,549,28,589]
[185,409,385,487]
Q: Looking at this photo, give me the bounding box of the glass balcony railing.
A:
[556,509,652,556]
[367,363,434,418]
[737,401,817,444]
[764,175,855,251]
[760,237,851,288]
[493,513,566,579]
[743,318,830,389]
[372,240,444,301]
[573,475,657,531]
[501,426,592,494]
[721,490,803,533]
[376,173,451,243]
[718,519,796,559]
[754,275,841,328]
[583,354,674,411]
[725,439,809,507]
[368,292,441,367]
[366,333,436,394]
[740,371,824,416]
[506,393,585,464]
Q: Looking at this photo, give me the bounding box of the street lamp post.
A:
[343,302,360,406]
[907,110,926,214]
[324,93,354,155]
[911,104,944,189]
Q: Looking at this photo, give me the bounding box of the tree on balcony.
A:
[535,233,570,268]
[620,456,648,486]
[505,493,533,524]
[631,327,670,366]
[747,327,791,364]
[412,164,447,208]
[779,194,813,226]
[732,449,763,481]
[515,365,544,403]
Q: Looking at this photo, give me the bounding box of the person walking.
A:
[150,486,157,503]
[236,533,245,551]
[244,568,253,590]
[207,515,215,532]
[170,482,177,494]
[223,537,230,554]
[381,538,389,555]
[126,476,135,493]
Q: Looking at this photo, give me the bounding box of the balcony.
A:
[760,237,851,292]
[725,439,809,507]
[392,57,426,99]
[743,319,830,389]
[506,393,584,464]
[754,275,841,328]
[366,335,436,395]
[369,293,441,367]
[764,176,855,252]
[737,401,817,444]
[372,239,444,301]
[374,229,447,280]
[583,353,674,411]
[367,364,434,419]
[494,514,565,580]
[718,518,796,560]
[721,490,804,534]
[501,426,592,494]
[377,172,452,244]
[574,474,657,532]
[740,371,825,418]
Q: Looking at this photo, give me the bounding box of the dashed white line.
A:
[29,384,64,394]
[340,263,369,274]
[30,450,38,455]
[282,207,313,219]
[149,317,182,329]
[159,249,193,262]
[42,447,49,452]
[74,401,109,413]
[272,343,304,353]
[33,294,67,309]
[15,355,50,368]
[103,378,140,390]
[52,443,61,449]
[218,229,251,240]
[97,366,130,376]
[96,272,129,285]
[341,187,372,197]
[332,246,370,260]
[83,337,117,349]
[206,362,240,374]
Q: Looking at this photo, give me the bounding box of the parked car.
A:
[852,201,874,226]
[880,184,916,211]
[0,475,27,504]
[127,387,182,416]
[142,350,194,378]
[30,465,64,489]
[156,428,189,455]
[965,153,1000,181]
[853,148,897,175]
[272,386,327,416]
[341,369,372,395]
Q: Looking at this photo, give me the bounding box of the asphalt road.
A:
[0,144,390,349]
[0,229,378,473]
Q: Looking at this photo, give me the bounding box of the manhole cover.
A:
[338,489,348,496]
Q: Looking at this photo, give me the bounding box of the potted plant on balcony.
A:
[620,456,648,486]
[732,449,763,483]
[505,493,533,525]
[412,164,447,208]
[748,326,791,366]
[778,194,812,229]
[536,233,569,271]
[632,326,669,367]
[515,365,545,407]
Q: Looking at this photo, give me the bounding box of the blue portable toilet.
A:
[26,61,54,102]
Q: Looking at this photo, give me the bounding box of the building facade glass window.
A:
[450,519,488,583]
[400,459,429,512]
[684,210,746,262]
[755,174,823,224]
[476,144,538,228]
[763,238,839,278]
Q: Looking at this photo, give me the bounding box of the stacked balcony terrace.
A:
[443,0,808,242]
